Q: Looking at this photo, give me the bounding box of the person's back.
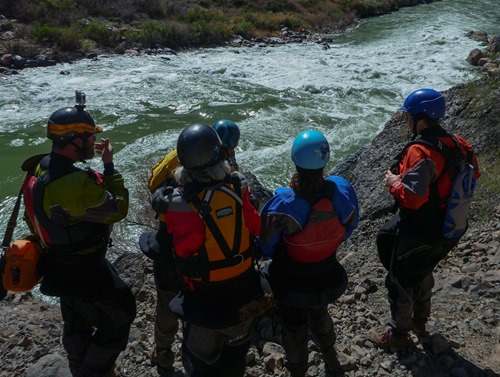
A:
[142,120,244,376]
[159,123,263,377]
[370,88,480,351]
[22,92,136,377]
[260,130,359,377]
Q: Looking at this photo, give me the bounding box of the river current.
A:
[0,0,499,245]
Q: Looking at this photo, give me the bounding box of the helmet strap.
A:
[410,115,422,140]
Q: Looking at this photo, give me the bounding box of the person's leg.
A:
[368,273,413,351]
[60,297,93,376]
[151,260,181,374]
[218,319,253,377]
[413,272,434,335]
[80,268,136,376]
[309,306,342,376]
[309,305,335,351]
[386,274,415,333]
[181,322,224,377]
[277,303,309,377]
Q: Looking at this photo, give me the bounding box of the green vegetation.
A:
[0,0,413,52]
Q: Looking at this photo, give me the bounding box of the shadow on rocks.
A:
[396,333,499,377]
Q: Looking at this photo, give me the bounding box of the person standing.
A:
[153,123,263,377]
[141,120,243,376]
[259,130,359,377]
[369,88,480,351]
[22,93,136,377]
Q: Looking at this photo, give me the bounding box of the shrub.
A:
[81,38,96,52]
[140,20,190,48]
[84,21,119,46]
[233,20,254,39]
[58,26,81,50]
[31,23,62,43]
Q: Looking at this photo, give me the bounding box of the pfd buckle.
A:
[232,254,244,266]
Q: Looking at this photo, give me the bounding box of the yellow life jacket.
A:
[148,149,179,193]
[176,174,253,287]
[148,149,180,222]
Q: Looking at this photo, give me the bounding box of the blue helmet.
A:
[212,119,240,149]
[177,124,221,170]
[291,130,330,170]
[401,88,446,119]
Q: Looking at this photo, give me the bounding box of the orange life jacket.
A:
[175,174,254,287]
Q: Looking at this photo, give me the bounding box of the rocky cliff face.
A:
[1,71,499,377]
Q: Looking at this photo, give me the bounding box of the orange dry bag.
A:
[2,239,43,292]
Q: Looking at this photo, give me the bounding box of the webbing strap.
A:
[1,189,23,250]
[189,191,235,259]
[2,154,49,250]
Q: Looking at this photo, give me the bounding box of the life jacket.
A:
[175,173,254,288]
[283,180,346,263]
[148,149,179,193]
[392,130,477,240]
[22,165,110,253]
[407,135,476,239]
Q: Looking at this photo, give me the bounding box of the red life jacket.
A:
[284,181,346,263]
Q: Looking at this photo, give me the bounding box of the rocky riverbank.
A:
[1,78,499,377]
[1,36,499,377]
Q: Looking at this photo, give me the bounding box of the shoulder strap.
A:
[181,178,239,259]
[413,134,465,163]
[392,133,468,173]
[2,154,48,250]
[1,189,24,250]
[1,153,48,249]
[322,179,336,200]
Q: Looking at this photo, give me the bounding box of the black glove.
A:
[152,186,174,215]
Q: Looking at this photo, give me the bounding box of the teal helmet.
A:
[291,130,330,170]
[212,119,240,149]
[401,88,446,119]
[177,124,221,170]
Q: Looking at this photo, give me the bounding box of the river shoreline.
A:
[0,0,437,76]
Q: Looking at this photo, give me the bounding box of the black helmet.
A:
[47,106,102,143]
[177,124,221,170]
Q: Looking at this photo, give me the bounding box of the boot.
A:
[411,318,429,337]
[368,326,412,352]
[150,347,177,377]
[322,347,344,377]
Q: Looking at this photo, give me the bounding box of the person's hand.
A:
[152,186,174,215]
[384,170,401,189]
[95,138,113,164]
